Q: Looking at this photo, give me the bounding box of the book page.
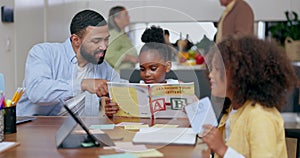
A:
[150,82,196,118]
[108,82,150,117]
[108,82,196,118]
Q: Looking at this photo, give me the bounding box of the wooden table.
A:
[0,116,207,158]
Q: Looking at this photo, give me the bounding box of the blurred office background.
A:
[0,0,299,98]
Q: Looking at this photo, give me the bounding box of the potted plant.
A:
[269,11,300,61]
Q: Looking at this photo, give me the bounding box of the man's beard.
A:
[80,46,106,65]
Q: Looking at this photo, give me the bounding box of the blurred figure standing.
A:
[163,29,174,47]
[215,0,254,43]
[106,6,138,74]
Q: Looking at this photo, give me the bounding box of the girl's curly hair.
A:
[210,36,298,110]
[141,25,165,44]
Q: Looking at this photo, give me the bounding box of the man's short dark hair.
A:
[70,9,107,37]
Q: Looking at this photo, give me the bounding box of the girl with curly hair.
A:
[202,35,298,158]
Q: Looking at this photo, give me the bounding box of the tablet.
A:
[16,116,36,125]
[55,99,115,148]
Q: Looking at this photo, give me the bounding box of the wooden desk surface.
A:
[0,116,206,158]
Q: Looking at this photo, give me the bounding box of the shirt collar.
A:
[224,0,236,13]
[64,38,78,64]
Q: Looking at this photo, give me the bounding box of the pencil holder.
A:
[4,106,16,134]
[0,109,4,141]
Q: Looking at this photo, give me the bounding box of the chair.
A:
[0,73,5,93]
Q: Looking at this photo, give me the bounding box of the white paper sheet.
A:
[184,97,218,135]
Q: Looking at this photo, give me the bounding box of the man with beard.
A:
[17,9,122,117]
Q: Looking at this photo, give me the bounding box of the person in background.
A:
[139,25,178,84]
[215,0,254,43]
[163,29,173,47]
[163,29,179,61]
[17,9,121,117]
[141,26,178,61]
[139,42,178,84]
[202,35,298,158]
[105,6,138,74]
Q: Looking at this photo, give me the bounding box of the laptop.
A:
[55,99,115,148]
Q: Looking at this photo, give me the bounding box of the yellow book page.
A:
[151,83,194,96]
[110,86,140,117]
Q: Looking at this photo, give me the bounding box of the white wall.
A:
[46,0,89,42]
[14,0,45,98]
[291,0,300,17]
[89,0,223,22]
[248,0,290,21]
[89,0,298,22]
[0,1,15,97]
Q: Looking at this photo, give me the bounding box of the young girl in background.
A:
[139,42,178,84]
[139,25,179,84]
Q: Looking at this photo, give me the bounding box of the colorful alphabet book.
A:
[107,82,195,118]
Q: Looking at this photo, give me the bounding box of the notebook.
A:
[132,128,197,145]
[55,99,115,148]
[0,142,20,153]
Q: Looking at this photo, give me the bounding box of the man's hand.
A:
[81,79,109,97]
[103,97,119,117]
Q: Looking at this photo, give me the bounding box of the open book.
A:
[107,82,195,118]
